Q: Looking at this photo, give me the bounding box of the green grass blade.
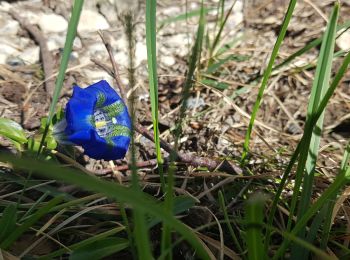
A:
[241,0,297,164]
[161,2,205,258]
[274,164,350,259]
[39,0,84,153]
[288,4,339,257]
[320,137,350,248]
[0,154,210,260]
[265,45,350,253]
[124,9,153,260]
[19,191,50,222]
[146,0,165,191]
[40,227,125,259]
[70,237,129,260]
[1,196,63,249]
[158,7,213,30]
[273,20,350,72]
[218,191,243,254]
[0,204,17,243]
[209,0,236,64]
[245,193,266,260]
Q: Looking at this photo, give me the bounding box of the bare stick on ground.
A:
[9,11,55,98]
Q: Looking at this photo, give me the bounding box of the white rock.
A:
[47,35,82,51]
[78,9,110,33]
[19,46,40,64]
[0,43,19,56]
[135,42,147,65]
[114,51,128,67]
[88,42,107,54]
[47,39,60,51]
[161,55,175,66]
[21,11,41,25]
[38,14,68,33]
[162,6,180,16]
[337,30,350,51]
[83,69,114,86]
[0,53,7,64]
[0,2,12,12]
[0,16,19,35]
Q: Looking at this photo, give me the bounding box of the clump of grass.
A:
[1,0,350,259]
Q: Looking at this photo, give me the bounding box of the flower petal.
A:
[83,131,130,160]
[65,86,95,135]
[82,80,123,107]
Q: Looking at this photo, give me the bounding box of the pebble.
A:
[0,2,12,12]
[78,9,110,33]
[0,43,19,60]
[83,69,114,86]
[47,35,82,51]
[38,13,68,33]
[135,42,147,66]
[18,46,40,64]
[336,30,350,51]
[161,55,175,66]
[0,15,19,35]
[186,97,205,109]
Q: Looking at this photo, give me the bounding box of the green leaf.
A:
[0,204,17,243]
[70,237,129,260]
[0,117,27,144]
[206,54,250,74]
[201,78,229,90]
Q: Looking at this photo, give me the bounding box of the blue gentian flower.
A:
[53,80,131,160]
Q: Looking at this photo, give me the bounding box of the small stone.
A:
[161,55,175,66]
[336,29,350,51]
[88,43,107,55]
[18,46,40,64]
[83,69,114,86]
[78,9,110,33]
[186,97,205,109]
[47,38,60,51]
[0,15,19,35]
[162,6,180,16]
[0,54,7,64]
[0,43,19,60]
[47,35,82,51]
[38,14,68,33]
[135,42,147,66]
[0,2,12,12]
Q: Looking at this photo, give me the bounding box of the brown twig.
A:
[9,11,55,98]
[95,32,243,175]
[97,30,126,101]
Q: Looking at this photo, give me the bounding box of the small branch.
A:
[10,11,55,98]
[90,58,114,77]
[100,159,158,174]
[97,30,126,101]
